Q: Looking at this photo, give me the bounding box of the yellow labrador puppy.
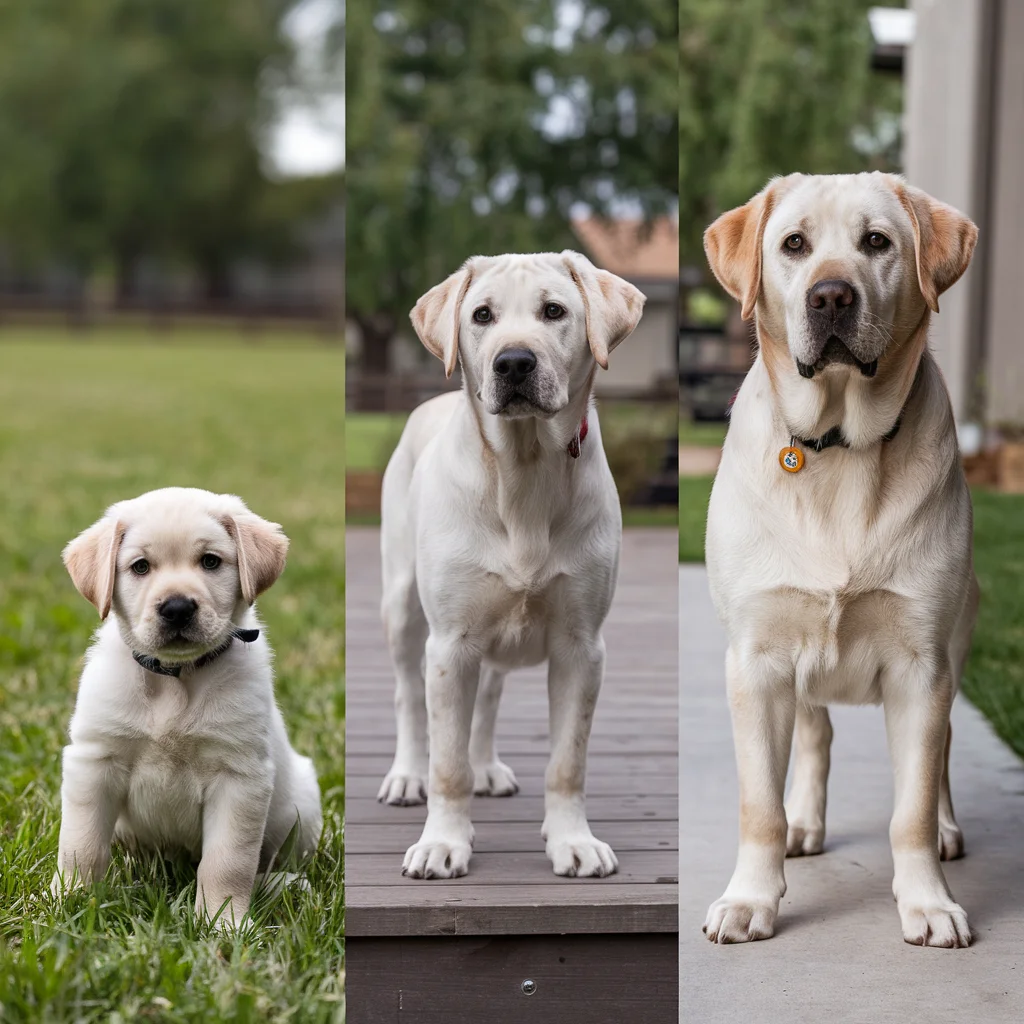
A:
[53,487,321,927]
[702,173,978,947]
[378,251,644,879]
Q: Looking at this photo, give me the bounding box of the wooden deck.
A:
[345,527,678,1023]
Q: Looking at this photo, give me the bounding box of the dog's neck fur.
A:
[463,365,598,525]
[759,308,931,450]
[468,365,596,463]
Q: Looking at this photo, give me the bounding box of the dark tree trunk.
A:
[354,311,398,410]
[114,250,138,307]
[201,257,232,304]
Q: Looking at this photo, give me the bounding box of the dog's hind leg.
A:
[378,444,431,807]
[470,666,519,797]
[938,573,977,860]
[784,704,832,856]
[937,722,963,860]
[378,578,430,805]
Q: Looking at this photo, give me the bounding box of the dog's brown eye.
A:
[472,306,492,324]
[784,233,804,252]
[865,231,891,250]
[201,554,221,570]
[543,302,565,320]
[130,559,150,576]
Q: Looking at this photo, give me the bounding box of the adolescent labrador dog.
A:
[377,251,644,879]
[52,487,321,927]
[702,173,979,947]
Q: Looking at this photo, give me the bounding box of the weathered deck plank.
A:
[345,526,679,941]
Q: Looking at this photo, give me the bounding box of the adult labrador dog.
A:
[53,487,321,927]
[377,251,644,879]
[702,173,978,947]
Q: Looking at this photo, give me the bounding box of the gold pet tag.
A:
[779,446,804,473]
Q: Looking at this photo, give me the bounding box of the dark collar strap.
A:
[794,416,902,454]
[132,627,259,678]
[567,415,589,459]
[791,362,920,456]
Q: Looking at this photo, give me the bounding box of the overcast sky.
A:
[267,0,344,178]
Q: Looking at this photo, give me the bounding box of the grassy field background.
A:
[678,469,1024,759]
[0,330,345,1022]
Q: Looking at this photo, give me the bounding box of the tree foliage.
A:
[0,0,336,296]
[679,0,904,266]
[347,0,678,367]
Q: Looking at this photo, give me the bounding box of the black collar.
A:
[132,627,260,678]
[790,362,921,455]
[793,416,902,454]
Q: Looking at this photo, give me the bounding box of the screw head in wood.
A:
[521,980,537,996]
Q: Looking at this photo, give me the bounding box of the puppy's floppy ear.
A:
[561,250,645,370]
[63,516,125,620]
[704,178,787,321]
[894,182,978,314]
[224,513,289,605]
[410,259,477,379]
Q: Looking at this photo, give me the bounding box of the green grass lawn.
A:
[678,474,1024,759]
[0,331,345,1022]
[678,421,727,448]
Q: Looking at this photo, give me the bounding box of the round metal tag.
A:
[779,446,804,473]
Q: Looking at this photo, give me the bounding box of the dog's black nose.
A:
[807,279,856,314]
[158,596,198,627]
[493,348,537,385]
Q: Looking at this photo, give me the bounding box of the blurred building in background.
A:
[572,216,679,396]
[894,0,1024,433]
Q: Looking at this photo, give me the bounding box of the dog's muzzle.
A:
[797,279,878,380]
[488,346,550,414]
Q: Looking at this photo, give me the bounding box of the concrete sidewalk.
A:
[680,565,1024,1023]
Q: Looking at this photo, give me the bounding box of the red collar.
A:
[567,415,589,459]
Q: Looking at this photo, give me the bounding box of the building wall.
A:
[985,0,1024,425]
[598,294,677,395]
[905,0,991,422]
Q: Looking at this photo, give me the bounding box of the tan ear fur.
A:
[704,182,787,321]
[410,261,476,378]
[63,517,124,620]
[225,514,289,605]
[561,250,645,369]
[894,183,978,314]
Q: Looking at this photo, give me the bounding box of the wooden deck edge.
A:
[345,892,679,938]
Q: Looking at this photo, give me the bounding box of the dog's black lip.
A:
[496,393,549,416]
[798,336,878,379]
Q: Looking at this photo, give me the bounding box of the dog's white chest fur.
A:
[115,677,238,856]
[475,532,572,667]
[708,361,972,709]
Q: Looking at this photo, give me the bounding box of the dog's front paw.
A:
[703,898,777,943]
[546,834,618,878]
[898,900,971,948]
[50,871,72,899]
[377,767,428,806]
[938,822,964,861]
[402,836,473,879]
[472,759,519,797]
[786,822,825,857]
[50,869,85,900]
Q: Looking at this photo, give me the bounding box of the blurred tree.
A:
[679,0,904,267]
[0,0,337,299]
[347,0,677,379]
